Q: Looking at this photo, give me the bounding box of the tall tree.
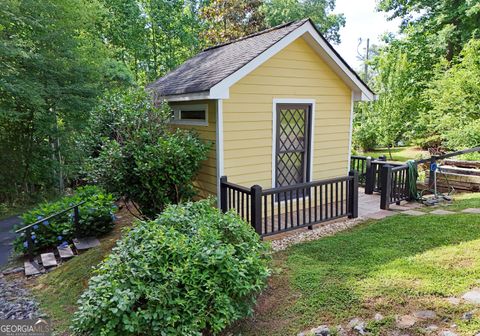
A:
[200,0,266,46]
[378,0,480,60]
[261,0,346,44]
[0,0,125,202]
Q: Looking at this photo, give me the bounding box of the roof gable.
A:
[148,19,374,102]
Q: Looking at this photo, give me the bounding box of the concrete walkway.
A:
[357,188,421,220]
[0,216,21,267]
[357,189,393,220]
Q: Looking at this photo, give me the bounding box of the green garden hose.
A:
[407,160,420,201]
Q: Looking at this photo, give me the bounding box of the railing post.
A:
[26,227,34,261]
[250,185,263,236]
[380,164,393,210]
[348,170,358,218]
[428,155,437,190]
[220,176,228,213]
[364,157,374,194]
[73,205,80,237]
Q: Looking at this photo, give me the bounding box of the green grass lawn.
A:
[232,193,480,335]
[357,146,429,163]
[28,194,480,335]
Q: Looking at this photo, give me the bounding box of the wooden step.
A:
[73,237,100,250]
[57,245,75,259]
[40,252,58,268]
[24,260,43,276]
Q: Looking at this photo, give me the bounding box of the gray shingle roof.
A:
[147,19,309,97]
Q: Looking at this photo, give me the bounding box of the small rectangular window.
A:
[171,104,208,126]
[180,110,206,120]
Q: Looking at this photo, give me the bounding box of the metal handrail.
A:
[15,200,86,233]
[416,146,480,164]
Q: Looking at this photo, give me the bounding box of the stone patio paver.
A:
[73,237,100,250]
[462,289,480,304]
[40,252,57,267]
[430,209,456,215]
[363,210,396,220]
[402,210,426,216]
[397,315,417,328]
[461,208,480,214]
[389,204,411,211]
[413,310,437,320]
[24,261,42,276]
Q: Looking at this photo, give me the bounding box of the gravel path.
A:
[0,215,21,266]
[270,217,365,251]
[0,274,40,320]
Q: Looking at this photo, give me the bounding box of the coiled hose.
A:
[407,160,420,200]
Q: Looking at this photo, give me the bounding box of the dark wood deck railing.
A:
[350,156,369,186]
[351,156,410,210]
[379,164,410,209]
[220,172,358,237]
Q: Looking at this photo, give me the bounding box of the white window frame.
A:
[171,104,208,126]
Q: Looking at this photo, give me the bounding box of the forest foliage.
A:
[0,0,344,204]
[1,0,479,205]
[353,0,480,152]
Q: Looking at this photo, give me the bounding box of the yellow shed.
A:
[148,18,375,236]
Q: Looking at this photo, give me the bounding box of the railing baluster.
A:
[296,189,300,227]
[284,192,288,228]
[322,184,326,220]
[330,183,333,219]
[341,180,344,215]
[289,190,294,227]
[277,193,281,231]
[302,188,306,226]
[335,182,339,217]
[308,186,312,225]
[270,194,274,233]
[263,195,267,234]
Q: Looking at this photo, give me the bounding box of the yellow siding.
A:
[169,100,217,198]
[223,37,352,189]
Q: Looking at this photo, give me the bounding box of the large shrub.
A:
[83,88,211,219]
[14,186,116,253]
[71,200,270,335]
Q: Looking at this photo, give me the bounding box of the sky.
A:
[332,0,402,70]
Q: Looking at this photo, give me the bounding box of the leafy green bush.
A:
[83,88,211,219]
[72,200,270,335]
[14,186,116,253]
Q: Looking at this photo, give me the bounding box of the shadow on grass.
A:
[232,212,480,335]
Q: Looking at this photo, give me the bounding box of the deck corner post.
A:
[428,155,437,189]
[380,164,393,210]
[26,227,34,261]
[348,170,359,218]
[365,156,374,194]
[250,185,263,236]
[220,176,228,213]
[73,205,80,236]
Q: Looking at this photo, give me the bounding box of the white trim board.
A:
[271,98,316,188]
[347,91,354,173]
[215,99,224,207]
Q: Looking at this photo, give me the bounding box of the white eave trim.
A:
[209,21,374,102]
[158,91,210,102]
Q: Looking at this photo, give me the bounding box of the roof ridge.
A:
[203,18,310,52]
